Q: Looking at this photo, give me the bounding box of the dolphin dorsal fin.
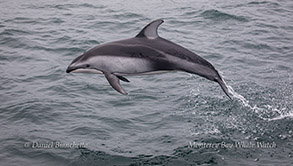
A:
[135,19,164,39]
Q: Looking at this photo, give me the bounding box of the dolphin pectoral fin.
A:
[117,75,130,82]
[103,72,128,95]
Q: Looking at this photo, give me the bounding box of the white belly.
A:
[90,56,155,75]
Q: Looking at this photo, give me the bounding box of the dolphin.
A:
[66,19,231,99]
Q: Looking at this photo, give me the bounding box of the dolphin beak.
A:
[66,54,85,73]
[66,65,76,73]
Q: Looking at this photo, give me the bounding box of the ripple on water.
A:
[200,9,249,22]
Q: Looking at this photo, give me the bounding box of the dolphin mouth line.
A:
[66,67,104,74]
[66,67,76,73]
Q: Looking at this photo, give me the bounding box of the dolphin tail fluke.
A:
[215,75,232,100]
[103,72,128,95]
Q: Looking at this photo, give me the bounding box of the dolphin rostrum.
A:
[66,19,231,99]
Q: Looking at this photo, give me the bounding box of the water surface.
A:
[0,0,293,165]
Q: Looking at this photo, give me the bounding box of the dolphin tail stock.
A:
[103,72,128,95]
[214,73,232,100]
[178,63,232,99]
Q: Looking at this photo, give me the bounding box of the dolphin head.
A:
[66,53,103,74]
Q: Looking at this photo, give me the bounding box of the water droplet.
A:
[279,134,287,140]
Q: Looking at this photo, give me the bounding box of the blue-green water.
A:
[1,0,293,165]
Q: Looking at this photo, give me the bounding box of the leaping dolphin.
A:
[66,19,231,99]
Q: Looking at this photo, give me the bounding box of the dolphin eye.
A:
[86,64,90,68]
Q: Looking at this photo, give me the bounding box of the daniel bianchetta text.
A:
[188,141,277,149]
[24,141,88,149]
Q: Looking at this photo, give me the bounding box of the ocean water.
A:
[1,0,293,165]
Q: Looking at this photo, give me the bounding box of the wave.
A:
[200,9,248,22]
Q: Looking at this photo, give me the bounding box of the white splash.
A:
[227,84,250,107]
[268,111,293,121]
[227,84,293,121]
